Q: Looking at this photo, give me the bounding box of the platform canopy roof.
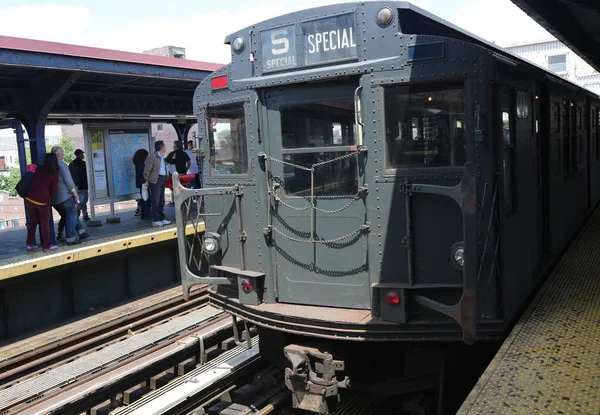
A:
[511,0,600,73]
[0,35,223,125]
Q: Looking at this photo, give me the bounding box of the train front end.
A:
[174,2,505,412]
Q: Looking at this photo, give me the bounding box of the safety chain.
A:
[273,187,367,214]
[260,147,369,244]
[269,223,370,244]
[259,146,366,172]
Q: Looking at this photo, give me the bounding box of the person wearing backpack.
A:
[25,153,59,252]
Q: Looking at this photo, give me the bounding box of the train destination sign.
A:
[302,14,357,66]
[261,25,298,72]
[260,14,357,73]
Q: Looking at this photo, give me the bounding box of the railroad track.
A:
[0,285,210,386]
[0,297,261,415]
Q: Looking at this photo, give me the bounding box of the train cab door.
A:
[260,80,370,309]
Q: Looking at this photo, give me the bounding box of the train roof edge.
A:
[214,1,598,98]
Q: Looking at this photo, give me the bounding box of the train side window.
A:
[207,104,249,176]
[597,108,600,161]
[501,92,515,214]
[384,83,466,170]
[553,102,561,133]
[571,102,578,173]
[279,99,358,196]
[562,100,571,176]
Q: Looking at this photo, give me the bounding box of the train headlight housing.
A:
[232,36,245,53]
[376,7,394,26]
[451,242,465,270]
[203,232,221,255]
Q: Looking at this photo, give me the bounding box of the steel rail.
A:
[0,290,209,386]
[0,285,208,378]
[10,313,232,415]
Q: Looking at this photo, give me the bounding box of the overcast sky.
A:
[1,0,555,64]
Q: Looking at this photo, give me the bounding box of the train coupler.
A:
[283,344,350,414]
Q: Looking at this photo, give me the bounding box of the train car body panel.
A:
[173,2,600,411]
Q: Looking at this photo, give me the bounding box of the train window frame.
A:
[501,88,516,216]
[205,102,251,179]
[570,102,578,174]
[562,99,571,177]
[277,96,360,198]
[382,81,467,175]
[596,108,600,161]
[553,101,561,133]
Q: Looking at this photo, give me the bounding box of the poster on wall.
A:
[90,128,109,199]
[92,150,105,171]
[108,129,150,197]
[94,171,107,190]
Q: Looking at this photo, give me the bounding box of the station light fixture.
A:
[376,7,394,26]
[203,232,221,255]
[386,291,400,306]
[232,36,245,53]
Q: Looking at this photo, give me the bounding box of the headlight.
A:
[232,36,245,53]
[453,248,465,267]
[451,242,465,270]
[376,7,394,26]
[203,233,220,255]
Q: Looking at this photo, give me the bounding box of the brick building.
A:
[0,190,26,230]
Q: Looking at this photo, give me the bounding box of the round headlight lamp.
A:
[451,242,465,270]
[232,36,245,53]
[203,232,221,255]
[376,7,394,26]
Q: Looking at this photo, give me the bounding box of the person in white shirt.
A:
[186,140,202,188]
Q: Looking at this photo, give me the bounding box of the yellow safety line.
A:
[0,222,205,281]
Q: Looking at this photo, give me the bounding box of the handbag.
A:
[15,167,36,198]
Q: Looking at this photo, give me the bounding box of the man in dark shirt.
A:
[68,149,90,221]
[165,140,191,175]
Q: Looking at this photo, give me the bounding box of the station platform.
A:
[458,210,600,414]
[0,204,205,342]
[0,204,202,281]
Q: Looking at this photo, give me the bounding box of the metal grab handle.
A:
[354,85,364,147]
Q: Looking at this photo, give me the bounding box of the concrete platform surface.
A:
[0,204,206,280]
[0,205,175,264]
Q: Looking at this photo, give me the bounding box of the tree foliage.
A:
[1,137,77,197]
[0,168,22,197]
[16,136,77,166]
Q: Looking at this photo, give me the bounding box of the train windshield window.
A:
[279,99,358,197]
[280,100,356,148]
[207,104,248,175]
[384,84,466,170]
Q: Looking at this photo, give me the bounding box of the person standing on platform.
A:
[25,153,59,253]
[69,149,90,221]
[185,140,202,188]
[165,140,190,206]
[133,148,150,219]
[51,146,89,245]
[144,140,171,227]
[165,140,191,175]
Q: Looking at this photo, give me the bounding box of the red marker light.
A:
[241,279,253,293]
[211,75,229,90]
[386,291,400,306]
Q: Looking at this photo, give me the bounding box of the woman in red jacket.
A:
[25,153,60,252]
